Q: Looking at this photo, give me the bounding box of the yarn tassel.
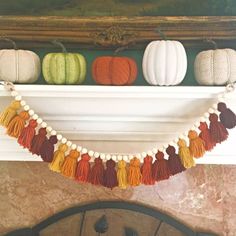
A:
[167,145,185,176]
[0,101,21,127]
[209,113,228,143]
[117,160,128,189]
[188,130,206,158]
[104,159,118,189]
[75,153,91,182]
[49,144,68,172]
[18,119,37,149]
[89,157,104,186]
[141,155,154,185]
[198,122,216,151]
[61,150,80,178]
[218,102,236,129]
[7,111,29,138]
[177,139,195,168]
[128,157,142,186]
[30,128,47,155]
[39,135,58,162]
[152,151,170,182]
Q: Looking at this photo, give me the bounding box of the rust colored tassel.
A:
[198,122,216,151]
[39,135,58,162]
[104,159,118,189]
[7,111,29,138]
[209,113,228,143]
[0,101,21,127]
[18,119,37,149]
[166,145,185,176]
[152,151,170,182]
[188,130,206,158]
[177,139,195,168]
[30,128,47,155]
[49,144,68,173]
[128,157,142,186]
[218,102,236,129]
[61,150,80,178]
[89,157,104,186]
[141,155,154,185]
[75,153,91,182]
[117,160,128,189]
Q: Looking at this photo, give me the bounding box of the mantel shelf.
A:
[0,85,236,164]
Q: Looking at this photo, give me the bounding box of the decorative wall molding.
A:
[0,85,236,164]
[0,16,236,48]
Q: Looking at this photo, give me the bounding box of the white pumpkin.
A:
[142,40,187,86]
[0,49,40,83]
[194,48,236,85]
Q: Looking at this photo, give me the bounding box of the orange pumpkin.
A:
[92,56,138,85]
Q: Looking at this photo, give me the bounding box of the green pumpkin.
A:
[42,53,86,85]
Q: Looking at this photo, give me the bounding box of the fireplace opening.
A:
[5,201,218,236]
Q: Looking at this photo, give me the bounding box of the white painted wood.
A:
[0,85,236,164]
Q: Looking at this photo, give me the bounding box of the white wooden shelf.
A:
[0,85,236,164]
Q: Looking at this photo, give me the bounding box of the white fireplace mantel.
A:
[0,85,236,164]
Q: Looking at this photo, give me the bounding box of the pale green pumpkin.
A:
[42,53,86,85]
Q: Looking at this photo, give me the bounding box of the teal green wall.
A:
[34,47,201,86]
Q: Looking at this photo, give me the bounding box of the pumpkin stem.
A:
[114,45,129,55]
[205,39,218,49]
[155,28,167,40]
[0,36,17,49]
[51,40,67,53]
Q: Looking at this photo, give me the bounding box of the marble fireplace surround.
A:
[0,162,235,236]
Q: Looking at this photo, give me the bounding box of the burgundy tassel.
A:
[104,159,118,189]
[218,102,236,129]
[166,146,185,176]
[39,135,58,162]
[209,113,228,143]
[89,157,104,185]
[152,151,170,182]
[75,153,91,183]
[30,128,47,155]
[141,155,154,185]
[18,119,37,149]
[198,122,216,151]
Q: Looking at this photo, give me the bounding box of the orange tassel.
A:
[49,144,68,173]
[75,153,91,182]
[188,130,206,158]
[18,119,37,149]
[61,150,80,178]
[177,139,195,168]
[117,160,128,189]
[128,157,142,186]
[141,155,154,185]
[7,111,29,138]
[0,101,21,127]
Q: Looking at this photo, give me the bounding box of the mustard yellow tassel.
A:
[177,139,195,168]
[7,111,29,138]
[117,160,128,189]
[0,101,21,127]
[128,157,142,187]
[49,144,68,172]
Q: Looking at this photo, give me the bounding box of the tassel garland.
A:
[1,82,236,190]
